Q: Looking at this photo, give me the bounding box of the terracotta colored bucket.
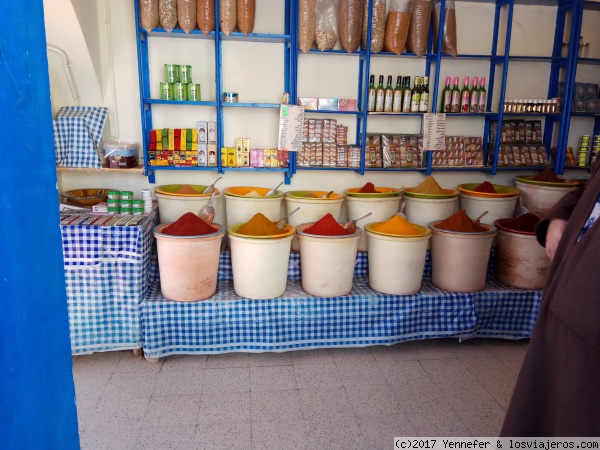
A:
[154,224,225,301]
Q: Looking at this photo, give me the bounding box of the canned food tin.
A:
[120,207,133,215]
[189,83,201,101]
[132,199,145,207]
[582,135,591,141]
[107,190,120,200]
[107,199,120,208]
[160,82,173,100]
[120,201,133,209]
[174,82,188,101]
[141,188,152,199]
[164,64,180,83]
[132,208,144,216]
[180,65,192,84]
[222,92,238,103]
[107,207,119,215]
[120,191,134,201]
[282,92,290,105]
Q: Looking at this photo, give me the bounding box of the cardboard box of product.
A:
[198,144,207,166]
[196,121,208,143]
[298,97,318,110]
[318,98,339,111]
[338,99,358,111]
[207,122,217,143]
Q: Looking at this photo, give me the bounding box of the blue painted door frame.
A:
[0,1,79,448]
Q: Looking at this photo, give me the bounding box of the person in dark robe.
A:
[501,158,600,436]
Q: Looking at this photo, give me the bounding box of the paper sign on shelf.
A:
[278,105,304,152]
[423,113,446,151]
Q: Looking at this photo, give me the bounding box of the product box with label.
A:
[196,121,208,143]
[207,122,217,143]
[338,99,358,111]
[298,97,318,110]
[318,98,339,111]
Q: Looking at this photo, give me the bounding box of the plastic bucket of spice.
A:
[284,191,344,251]
[515,178,577,218]
[365,222,431,295]
[346,195,402,251]
[224,186,284,234]
[154,184,220,224]
[459,193,518,229]
[296,222,362,297]
[154,223,225,302]
[403,195,459,227]
[228,223,295,299]
[428,221,497,293]
[494,217,551,290]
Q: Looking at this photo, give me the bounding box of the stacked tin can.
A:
[579,135,590,166]
[161,64,201,102]
[142,188,153,214]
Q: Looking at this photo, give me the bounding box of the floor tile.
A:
[198,390,251,424]
[202,367,250,393]
[250,366,296,391]
[434,381,503,411]
[80,425,138,450]
[161,354,207,371]
[450,339,496,358]
[455,404,507,436]
[102,372,158,399]
[298,387,354,420]
[252,418,309,449]
[73,372,112,406]
[419,358,479,384]
[85,396,151,431]
[345,385,401,417]
[135,426,197,450]
[330,347,376,365]
[141,395,201,428]
[406,410,472,437]
[336,360,389,387]
[115,351,164,372]
[305,415,365,450]
[73,351,123,374]
[370,344,418,364]
[152,369,204,397]
[196,421,252,450]
[289,348,335,365]
[357,413,416,449]
[392,378,453,413]
[251,389,302,422]
[249,351,294,367]
[380,359,432,386]
[293,362,342,389]
[206,352,250,368]
[409,338,464,360]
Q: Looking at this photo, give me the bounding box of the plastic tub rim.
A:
[296,222,363,239]
[428,220,497,235]
[154,223,225,239]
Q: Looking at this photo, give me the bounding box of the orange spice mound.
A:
[412,176,445,194]
[435,210,484,232]
[358,182,379,193]
[174,184,199,194]
[236,213,282,236]
[371,215,421,235]
[531,168,563,183]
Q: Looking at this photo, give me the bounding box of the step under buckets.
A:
[154,223,225,301]
[154,184,220,224]
[296,223,362,297]
[365,223,431,295]
[284,191,345,251]
[344,187,402,251]
[515,175,578,217]
[224,186,285,234]
[228,224,295,299]
[428,221,497,293]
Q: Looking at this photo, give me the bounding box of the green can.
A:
[164,64,180,83]
[120,207,133,215]
[180,65,192,84]
[107,190,120,200]
[132,199,145,208]
[188,83,201,101]
[160,82,173,100]
[108,206,120,215]
[120,191,134,201]
[132,208,145,216]
[173,82,188,101]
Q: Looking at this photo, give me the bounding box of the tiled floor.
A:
[73,338,528,450]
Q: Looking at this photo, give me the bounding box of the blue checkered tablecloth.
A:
[62,209,158,354]
[140,249,541,357]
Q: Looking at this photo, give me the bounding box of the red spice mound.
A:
[499,213,540,233]
[531,168,563,183]
[472,181,497,193]
[162,212,219,236]
[304,213,351,236]
[435,210,484,232]
[358,182,379,193]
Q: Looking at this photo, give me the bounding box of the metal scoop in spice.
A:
[342,212,372,234]
[275,207,300,230]
[203,177,222,195]
[198,191,216,224]
[265,181,284,197]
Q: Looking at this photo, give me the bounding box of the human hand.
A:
[545,218,568,260]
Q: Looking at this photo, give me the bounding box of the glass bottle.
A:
[469,76,479,113]
[460,76,471,113]
[402,76,412,112]
[440,76,452,113]
[419,76,430,112]
[375,75,385,112]
[384,75,394,112]
[367,74,376,112]
[392,75,403,112]
[411,76,422,112]
[478,77,487,113]
[450,76,460,113]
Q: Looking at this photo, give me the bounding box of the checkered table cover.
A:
[63,209,158,354]
[53,106,108,168]
[140,248,540,357]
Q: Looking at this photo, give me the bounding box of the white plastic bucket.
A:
[460,193,518,225]
[224,187,284,232]
[155,191,220,225]
[296,223,362,297]
[515,180,576,217]
[347,195,402,251]
[284,192,344,251]
[228,224,295,299]
[428,221,497,293]
[403,196,459,227]
[365,224,431,295]
[494,222,551,290]
[154,223,225,302]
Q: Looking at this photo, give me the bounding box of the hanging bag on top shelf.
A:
[219,0,237,36]
[159,0,177,32]
[53,106,108,169]
[177,0,196,33]
[362,0,386,53]
[432,0,457,56]
[339,0,364,53]
[315,0,339,51]
[197,0,215,35]
[299,0,317,53]
[407,0,432,57]
[140,0,159,32]
[237,0,255,35]
[384,0,412,55]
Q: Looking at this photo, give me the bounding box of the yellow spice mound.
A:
[371,215,421,235]
[236,213,282,236]
[412,176,445,195]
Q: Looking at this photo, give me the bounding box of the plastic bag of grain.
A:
[140,0,159,32]
[197,0,215,35]
[177,0,196,33]
[237,0,255,35]
[159,0,178,32]
[432,0,457,56]
[384,0,412,54]
[315,0,339,51]
[299,0,317,53]
[361,0,386,53]
[220,0,237,36]
[339,0,364,53]
[407,0,431,56]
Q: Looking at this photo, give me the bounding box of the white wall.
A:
[49,0,600,224]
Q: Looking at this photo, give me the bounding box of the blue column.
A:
[0,1,80,449]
